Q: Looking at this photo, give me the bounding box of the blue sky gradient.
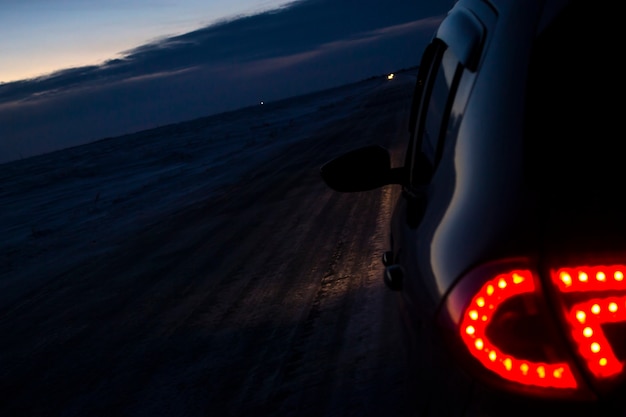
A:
[1,0,293,83]
[0,0,453,163]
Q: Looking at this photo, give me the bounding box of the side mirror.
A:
[320,145,404,192]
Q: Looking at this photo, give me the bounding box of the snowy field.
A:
[0,75,392,309]
[0,71,418,416]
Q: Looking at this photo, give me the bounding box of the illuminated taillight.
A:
[440,260,626,399]
[459,269,577,388]
[439,259,589,399]
[553,266,626,293]
[551,266,626,383]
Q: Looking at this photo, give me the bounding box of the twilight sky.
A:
[1,0,294,83]
[0,0,453,163]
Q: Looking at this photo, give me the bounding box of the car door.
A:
[389,6,489,323]
[390,40,463,320]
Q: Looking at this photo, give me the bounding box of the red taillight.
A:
[441,261,626,399]
[551,266,626,381]
[459,269,577,389]
[563,297,625,378]
[552,266,626,293]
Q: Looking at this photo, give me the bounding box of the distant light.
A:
[387,73,394,80]
[260,101,264,105]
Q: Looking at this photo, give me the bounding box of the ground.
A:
[0,73,418,416]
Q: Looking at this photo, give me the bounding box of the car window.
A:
[405,41,440,170]
[421,49,460,164]
[409,43,463,186]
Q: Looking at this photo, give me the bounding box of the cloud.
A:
[0,0,452,164]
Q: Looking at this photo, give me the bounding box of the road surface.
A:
[1,75,419,416]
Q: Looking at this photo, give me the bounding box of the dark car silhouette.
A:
[321,0,626,415]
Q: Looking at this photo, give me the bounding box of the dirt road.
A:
[0,75,416,416]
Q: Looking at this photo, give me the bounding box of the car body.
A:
[321,0,626,415]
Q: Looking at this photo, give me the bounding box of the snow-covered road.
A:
[1,72,417,416]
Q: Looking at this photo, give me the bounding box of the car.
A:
[320,0,626,415]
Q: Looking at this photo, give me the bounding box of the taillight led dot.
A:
[591,343,601,353]
[553,367,564,379]
[475,339,484,350]
[591,304,601,315]
[520,363,529,375]
[498,278,507,289]
[469,310,478,320]
[579,272,589,282]
[466,325,476,335]
[599,358,608,367]
[477,297,485,307]
[486,285,495,296]
[512,273,524,284]
[576,310,586,323]
[481,315,488,322]
[560,273,572,287]
[597,272,606,282]
[615,271,624,281]
[583,327,593,337]
[489,351,497,362]
[503,358,512,371]
[609,302,618,313]
[537,366,546,378]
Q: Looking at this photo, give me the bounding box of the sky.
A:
[0,0,453,164]
[1,0,294,83]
